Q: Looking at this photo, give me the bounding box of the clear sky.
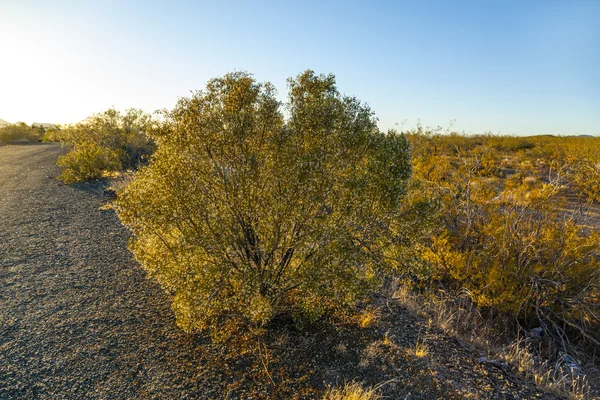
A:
[1,0,598,135]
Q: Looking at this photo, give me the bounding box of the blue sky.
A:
[1,0,598,135]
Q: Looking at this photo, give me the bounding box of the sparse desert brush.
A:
[0,123,43,143]
[404,132,600,353]
[41,127,63,142]
[116,71,412,338]
[57,141,123,183]
[570,157,600,204]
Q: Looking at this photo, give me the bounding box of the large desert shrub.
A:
[116,71,412,336]
[57,108,154,182]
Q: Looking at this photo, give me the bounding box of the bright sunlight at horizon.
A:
[1,0,598,135]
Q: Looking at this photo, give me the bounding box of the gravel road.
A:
[0,144,227,399]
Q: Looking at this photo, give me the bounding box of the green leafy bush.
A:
[116,71,412,336]
[57,108,154,183]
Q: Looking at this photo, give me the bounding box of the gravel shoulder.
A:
[0,144,563,399]
[0,144,227,399]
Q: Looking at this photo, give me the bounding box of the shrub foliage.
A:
[57,108,154,183]
[116,71,412,335]
[0,122,45,143]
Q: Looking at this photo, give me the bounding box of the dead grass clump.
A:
[504,340,591,400]
[414,337,429,358]
[389,284,596,399]
[323,381,381,400]
[390,285,503,351]
[357,307,380,329]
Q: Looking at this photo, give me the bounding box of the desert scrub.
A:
[568,153,600,204]
[0,123,44,143]
[57,141,123,183]
[57,108,154,183]
[116,71,412,338]
[406,131,600,353]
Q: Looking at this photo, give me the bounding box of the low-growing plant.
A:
[357,307,380,329]
[504,340,590,399]
[569,157,600,204]
[323,381,381,400]
[41,127,64,142]
[116,71,412,338]
[413,337,429,358]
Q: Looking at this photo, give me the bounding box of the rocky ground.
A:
[0,144,564,399]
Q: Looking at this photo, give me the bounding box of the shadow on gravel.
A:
[190,298,560,399]
[69,179,117,200]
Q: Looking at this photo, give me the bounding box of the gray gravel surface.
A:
[0,144,227,399]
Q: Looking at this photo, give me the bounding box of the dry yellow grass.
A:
[357,308,379,329]
[504,341,590,400]
[414,338,429,358]
[323,382,380,400]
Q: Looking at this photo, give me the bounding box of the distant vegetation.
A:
[55,108,154,183]
[0,122,49,143]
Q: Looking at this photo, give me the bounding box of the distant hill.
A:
[32,122,58,130]
[0,118,11,127]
